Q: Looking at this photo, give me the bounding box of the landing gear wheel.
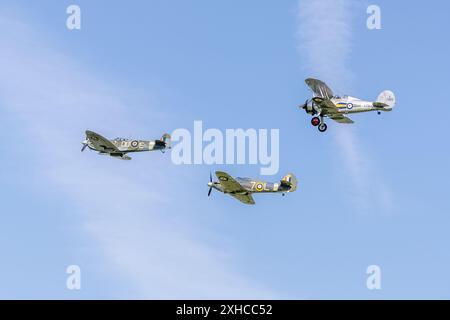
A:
[318,123,327,132]
[311,117,320,126]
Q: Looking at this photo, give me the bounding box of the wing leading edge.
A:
[86,130,119,152]
[305,78,334,99]
[215,171,255,205]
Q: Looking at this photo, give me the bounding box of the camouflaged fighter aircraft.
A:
[300,78,396,132]
[81,130,171,160]
[207,171,297,205]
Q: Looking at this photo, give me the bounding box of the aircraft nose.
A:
[207,182,213,187]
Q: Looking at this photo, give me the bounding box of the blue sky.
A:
[0,0,449,299]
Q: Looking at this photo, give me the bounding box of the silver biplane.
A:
[207,171,297,205]
[81,130,171,160]
[300,78,396,132]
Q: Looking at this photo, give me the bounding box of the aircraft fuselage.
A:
[87,138,165,153]
[210,178,291,194]
[330,96,392,115]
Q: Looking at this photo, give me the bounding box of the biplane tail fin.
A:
[375,90,395,110]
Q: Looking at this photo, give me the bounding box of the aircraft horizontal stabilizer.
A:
[372,102,389,108]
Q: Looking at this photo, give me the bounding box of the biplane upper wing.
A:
[305,78,334,99]
[85,130,119,152]
[215,171,256,205]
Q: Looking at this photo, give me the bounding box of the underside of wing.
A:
[230,193,255,205]
[86,130,119,152]
[305,78,334,99]
[110,153,132,160]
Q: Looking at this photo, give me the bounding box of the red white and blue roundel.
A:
[131,140,139,148]
[346,102,353,109]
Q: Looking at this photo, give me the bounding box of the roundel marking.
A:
[347,103,353,109]
[131,140,139,148]
[255,182,264,192]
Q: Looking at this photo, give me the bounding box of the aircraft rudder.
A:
[161,133,171,148]
[377,90,396,109]
[281,173,298,192]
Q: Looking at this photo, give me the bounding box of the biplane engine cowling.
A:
[308,100,320,115]
[301,99,316,115]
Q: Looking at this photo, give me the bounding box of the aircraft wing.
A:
[215,171,256,205]
[229,193,255,205]
[305,78,334,99]
[312,98,354,124]
[85,130,119,152]
[329,114,354,124]
[215,171,246,193]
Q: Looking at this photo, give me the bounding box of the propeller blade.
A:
[300,99,308,109]
[208,172,213,196]
[81,144,87,152]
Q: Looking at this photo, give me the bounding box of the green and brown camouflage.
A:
[207,171,297,205]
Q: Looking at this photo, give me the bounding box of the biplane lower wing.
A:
[329,114,354,124]
[315,98,354,124]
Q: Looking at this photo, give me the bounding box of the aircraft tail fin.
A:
[161,133,171,149]
[280,173,297,192]
[375,90,395,110]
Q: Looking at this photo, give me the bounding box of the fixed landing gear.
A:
[318,122,327,132]
[311,116,327,132]
[311,117,320,126]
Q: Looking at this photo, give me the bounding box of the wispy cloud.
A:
[297,0,353,90]
[296,0,393,214]
[0,14,274,298]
